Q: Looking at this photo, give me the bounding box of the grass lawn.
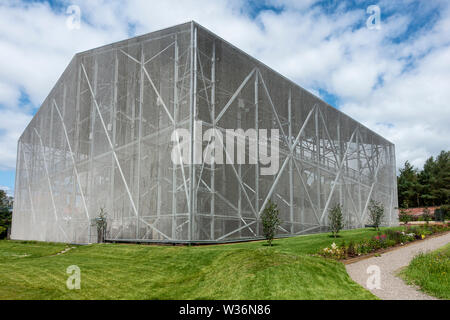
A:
[399,243,450,300]
[0,228,393,300]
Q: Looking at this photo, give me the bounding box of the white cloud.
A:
[0,82,20,108]
[0,108,32,170]
[0,0,129,174]
[0,0,128,106]
[0,0,449,178]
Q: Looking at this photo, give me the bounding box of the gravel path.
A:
[345,232,450,300]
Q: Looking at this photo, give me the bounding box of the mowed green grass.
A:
[400,243,450,300]
[0,228,389,300]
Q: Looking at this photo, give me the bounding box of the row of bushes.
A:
[399,214,433,222]
[399,205,450,224]
[435,205,450,221]
[319,223,450,260]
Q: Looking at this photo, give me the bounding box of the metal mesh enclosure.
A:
[11,22,398,244]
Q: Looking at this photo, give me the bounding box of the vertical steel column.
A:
[391,145,397,225]
[385,144,393,225]
[49,92,54,172]
[356,127,362,227]
[63,82,73,235]
[129,55,137,238]
[172,35,179,239]
[337,116,344,225]
[74,61,82,240]
[87,57,98,242]
[254,72,260,235]
[210,40,216,240]
[13,141,21,226]
[288,90,294,234]
[156,66,163,232]
[193,27,198,241]
[189,23,197,242]
[370,140,375,177]
[237,103,242,237]
[300,142,305,227]
[136,47,145,238]
[62,83,67,157]
[315,108,321,222]
[110,52,118,221]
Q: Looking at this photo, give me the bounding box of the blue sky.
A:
[0,0,449,196]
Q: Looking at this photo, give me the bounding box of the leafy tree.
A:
[399,207,411,225]
[398,151,449,209]
[439,205,450,220]
[398,161,421,208]
[261,200,280,246]
[0,190,12,239]
[95,207,108,243]
[419,157,437,206]
[368,199,384,231]
[328,204,344,238]
[433,151,450,205]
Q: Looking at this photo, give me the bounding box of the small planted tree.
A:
[368,199,384,231]
[422,207,432,225]
[399,208,411,225]
[261,200,280,246]
[95,207,108,243]
[329,204,344,238]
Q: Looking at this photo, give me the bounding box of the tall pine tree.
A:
[398,161,421,208]
[398,151,449,208]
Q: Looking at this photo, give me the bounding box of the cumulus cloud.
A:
[0,0,128,172]
[0,0,449,183]
[0,109,32,170]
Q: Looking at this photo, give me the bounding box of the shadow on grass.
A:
[261,243,281,247]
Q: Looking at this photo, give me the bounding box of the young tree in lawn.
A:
[95,207,108,243]
[329,204,344,238]
[261,200,280,246]
[368,199,384,231]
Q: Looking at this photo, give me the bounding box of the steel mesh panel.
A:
[11,22,398,244]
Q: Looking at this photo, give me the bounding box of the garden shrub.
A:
[439,205,450,220]
[318,223,450,260]
[347,240,356,257]
[328,204,344,238]
[261,200,280,246]
[368,199,384,230]
[95,208,108,243]
[321,242,346,259]
[422,208,432,224]
[399,211,412,225]
[434,209,445,222]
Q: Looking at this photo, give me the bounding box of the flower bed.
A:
[319,223,450,260]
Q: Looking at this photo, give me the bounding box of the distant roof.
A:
[402,207,439,216]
